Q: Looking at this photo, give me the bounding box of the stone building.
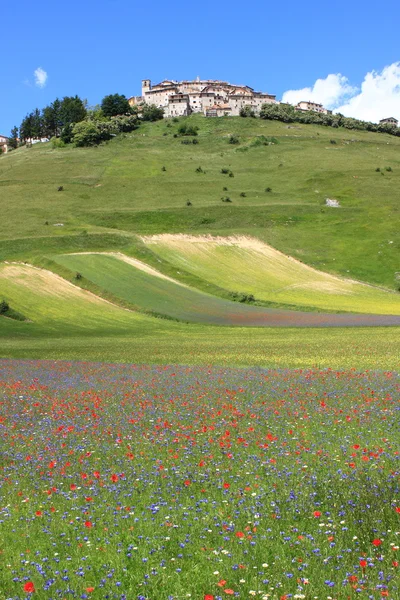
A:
[379,117,398,127]
[128,78,276,118]
[0,134,9,153]
[295,101,331,115]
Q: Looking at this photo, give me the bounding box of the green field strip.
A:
[0,262,152,334]
[51,253,400,327]
[143,235,400,315]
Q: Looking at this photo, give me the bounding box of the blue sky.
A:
[1,0,400,134]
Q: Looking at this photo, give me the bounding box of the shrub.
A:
[376,167,381,172]
[51,138,66,149]
[221,196,232,203]
[239,106,256,118]
[240,192,246,197]
[192,138,199,145]
[178,123,198,136]
[250,135,278,147]
[109,114,138,133]
[195,166,204,173]
[141,104,164,122]
[162,166,166,171]
[228,292,255,303]
[265,187,272,192]
[72,120,113,147]
[186,200,192,206]
[330,139,337,144]
[386,166,393,172]
[0,299,10,314]
[223,187,228,191]
[221,168,230,174]
[228,171,234,177]
[57,186,64,192]
[229,135,240,144]
[75,272,82,280]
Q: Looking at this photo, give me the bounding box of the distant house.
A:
[295,101,331,115]
[0,134,9,153]
[379,117,398,127]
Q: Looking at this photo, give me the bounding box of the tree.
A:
[31,108,43,139]
[59,96,87,127]
[141,104,164,121]
[8,126,19,150]
[101,94,131,117]
[43,98,62,138]
[20,113,34,142]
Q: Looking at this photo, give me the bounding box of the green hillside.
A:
[0,115,399,368]
[0,115,399,288]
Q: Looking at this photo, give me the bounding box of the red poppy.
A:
[184,479,191,486]
[372,538,382,546]
[204,596,214,600]
[395,507,400,513]
[360,559,367,568]
[223,482,230,489]
[217,580,227,587]
[224,590,234,596]
[111,474,118,483]
[86,588,95,593]
[93,471,100,479]
[85,497,93,502]
[70,484,77,491]
[84,521,92,528]
[235,531,245,538]
[24,582,35,593]
[35,510,42,517]
[313,511,321,517]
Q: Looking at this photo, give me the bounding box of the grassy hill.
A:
[1,115,399,287]
[0,115,399,368]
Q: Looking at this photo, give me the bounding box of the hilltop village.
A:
[129,78,281,117]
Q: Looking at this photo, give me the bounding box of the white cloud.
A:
[281,63,400,123]
[34,67,48,88]
[282,74,356,109]
[336,63,400,122]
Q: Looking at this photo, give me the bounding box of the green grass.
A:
[1,115,399,289]
[142,235,400,314]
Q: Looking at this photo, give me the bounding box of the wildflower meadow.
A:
[0,359,398,600]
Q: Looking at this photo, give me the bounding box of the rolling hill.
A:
[0,115,399,367]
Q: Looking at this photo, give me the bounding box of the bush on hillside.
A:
[0,299,10,314]
[229,135,240,144]
[109,114,139,133]
[259,103,400,138]
[239,106,256,118]
[141,104,164,122]
[72,120,114,147]
[178,123,198,136]
[228,291,255,303]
